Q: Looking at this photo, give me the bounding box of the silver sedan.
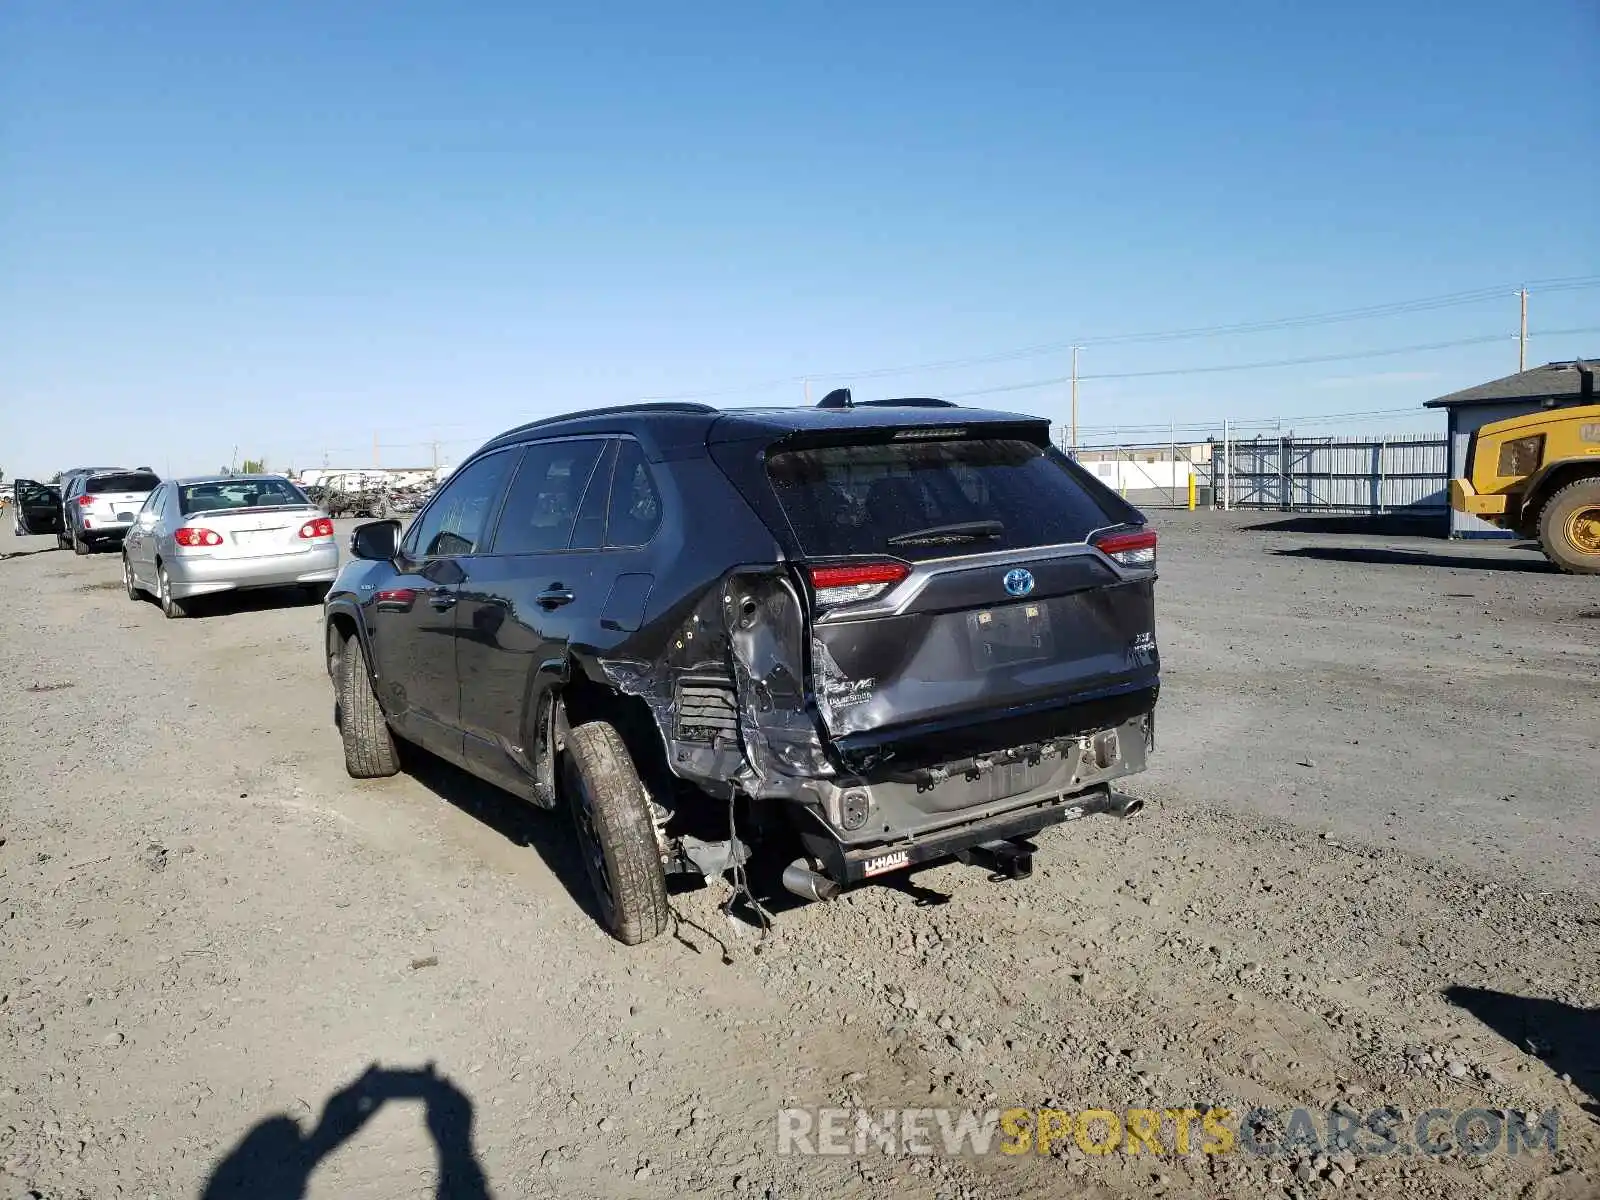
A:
[122,474,340,618]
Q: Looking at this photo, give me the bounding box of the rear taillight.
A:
[299,517,335,539]
[1092,528,1157,567]
[809,562,911,608]
[175,527,223,547]
[76,495,95,507]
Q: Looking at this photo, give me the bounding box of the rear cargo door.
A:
[83,471,160,530]
[762,431,1159,761]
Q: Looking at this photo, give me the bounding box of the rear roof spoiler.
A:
[816,388,959,410]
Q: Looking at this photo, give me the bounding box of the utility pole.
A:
[1069,346,1081,456]
[373,430,380,467]
[803,378,812,405]
[431,439,439,474]
[1518,287,1528,372]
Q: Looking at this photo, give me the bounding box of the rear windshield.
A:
[180,478,309,515]
[766,438,1119,559]
[86,472,159,495]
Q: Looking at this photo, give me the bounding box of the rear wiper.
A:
[887,519,1004,547]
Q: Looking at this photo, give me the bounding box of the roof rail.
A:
[493,400,718,440]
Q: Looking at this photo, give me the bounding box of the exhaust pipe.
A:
[1108,793,1144,818]
[782,858,841,902]
[1074,787,1145,819]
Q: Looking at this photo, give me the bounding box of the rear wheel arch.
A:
[549,659,676,802]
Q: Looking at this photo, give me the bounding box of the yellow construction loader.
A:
[1450,404,1600,573]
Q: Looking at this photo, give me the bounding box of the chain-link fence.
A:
[1063,429,1450,516]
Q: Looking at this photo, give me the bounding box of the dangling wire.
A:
[722,791,772,949]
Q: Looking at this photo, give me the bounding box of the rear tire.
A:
[1537,477,1600,575]
[302,583,332,604]
[562,720,669,945]
[158,565,188,619]
[338,634,401,778]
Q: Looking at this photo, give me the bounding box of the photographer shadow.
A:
[1444,986,1600,1118]
[200,1063,490,1199]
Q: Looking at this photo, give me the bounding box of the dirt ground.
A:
[1,511,1596,1200]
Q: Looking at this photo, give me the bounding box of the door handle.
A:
[537,585,575,609]
[428,588,457,611]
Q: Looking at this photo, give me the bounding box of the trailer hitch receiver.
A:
[957,837,1036,880]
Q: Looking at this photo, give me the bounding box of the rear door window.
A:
[86,472,159,494]
[766,438,1118,560]
[604,440,662,548]
[487,439,609,555]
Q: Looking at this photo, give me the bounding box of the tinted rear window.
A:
[87,472,159,494]
[766,438,1118,559]
[179,478,309,515]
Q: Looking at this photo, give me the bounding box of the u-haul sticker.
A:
[862,850,910,877]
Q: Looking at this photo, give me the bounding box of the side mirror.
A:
[350,519,402,561]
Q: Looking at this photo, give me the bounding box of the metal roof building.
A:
[1424,358,1597,538]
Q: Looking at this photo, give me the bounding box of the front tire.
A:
[337,634,401,778]
[122,555,141,601]
[72,528,89,555]
[1537,477,1600,575]
[562,720,669,945]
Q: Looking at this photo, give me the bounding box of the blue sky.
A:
[3,1,1597,478]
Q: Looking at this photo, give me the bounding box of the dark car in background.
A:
[322,394,1160,943]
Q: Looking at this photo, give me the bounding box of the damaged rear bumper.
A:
[788,709,1154,888]
[801,782,1144,887]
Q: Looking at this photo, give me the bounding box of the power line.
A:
[942,327,1600,400]
[1072,406,1425,437]
[641,275,1600,400]
[269,312,1600,459]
